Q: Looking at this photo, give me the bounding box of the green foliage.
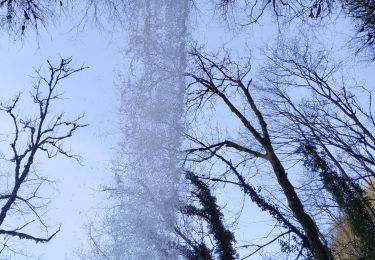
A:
[184,242,212,260]
[184,171,237,260]
[299,142,375,259]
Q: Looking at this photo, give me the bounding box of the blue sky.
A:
[0,21,125,259]
[2,3,375,259]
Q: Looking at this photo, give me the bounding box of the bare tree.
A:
[176,171,237,260]
[0,57,87,256]
[0,0,67,36]
[215,0,375,60]
[260,40,375,259]
[215,0,334,23]
[184,47,333,259]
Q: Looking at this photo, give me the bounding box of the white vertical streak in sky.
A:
[108,0,189,259]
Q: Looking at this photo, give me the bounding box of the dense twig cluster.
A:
[0,58,86,256]
[0,0,64,35]
[180,34,375,259]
